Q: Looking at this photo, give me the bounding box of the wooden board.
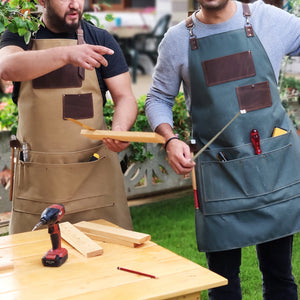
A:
[0,259,13,272]
[75,221,151,244]
[85,232,138,248]
[81,129,165,144]
[60,222,103,258]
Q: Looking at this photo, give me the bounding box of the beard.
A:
[45,2,82,33]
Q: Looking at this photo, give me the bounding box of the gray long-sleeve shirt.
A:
[145,0,300,131]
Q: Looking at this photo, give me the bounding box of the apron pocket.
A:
[63,93,94,120]
[14,144,117,214]
[33,64,83,89]
[202,51,256,86]
[196,131,300,215]
[236,81,272,112]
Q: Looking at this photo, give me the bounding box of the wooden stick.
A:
[65,118,96,131]
[9,147,14,201]
[80,129,165,144]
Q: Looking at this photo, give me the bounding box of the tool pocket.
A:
[63,93,94,120]
[14,144,117,215]
[236,81,272,112]
[32,64,83,89]
[196,130,300,215]
[202,51,256,86]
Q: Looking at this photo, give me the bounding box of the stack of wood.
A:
[60,220,151,258]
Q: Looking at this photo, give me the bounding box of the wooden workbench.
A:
[0,220,227,300]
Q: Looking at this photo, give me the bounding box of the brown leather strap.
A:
[185,15,199,50]
[242,3,251,17]
[185,15,194,29]
[77,25,85,79]
[242,3,255,37]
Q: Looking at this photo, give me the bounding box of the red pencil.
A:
[117,266,158,279]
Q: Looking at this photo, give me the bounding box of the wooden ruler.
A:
[60,222,103,258]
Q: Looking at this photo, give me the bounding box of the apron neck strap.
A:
[242,3,255,37]
[185,13,199,50]
[77,23,85,79]
[77,23,85,45]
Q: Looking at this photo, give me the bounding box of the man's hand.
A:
[102,139,130,153]
[165,139,195,175]
[66,44,114,70]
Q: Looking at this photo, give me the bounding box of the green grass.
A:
[130,194,300,300]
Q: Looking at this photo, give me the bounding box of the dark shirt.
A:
[0,20,128,104]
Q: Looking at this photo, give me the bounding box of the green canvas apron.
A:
[187,4,300,252]
[10,27,133,233]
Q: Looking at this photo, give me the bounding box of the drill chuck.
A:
[32,221,44,231]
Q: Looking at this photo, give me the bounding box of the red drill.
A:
[32,204,68,267]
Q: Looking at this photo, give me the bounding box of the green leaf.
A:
[7,22,18,33]
[22,2,36,10]
[105,14,114,22]
[28,19,39,32]
[8,0,20,9]
[24,30,31,44]
[13,16,26,28]
[0,22,5,34]
[17,27,27,36]
[83,13,100,27]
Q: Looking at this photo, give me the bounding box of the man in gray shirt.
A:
[146,0,300,299]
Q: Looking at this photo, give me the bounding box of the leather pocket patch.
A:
[202,51,256,86]
[33,64,83,89]
[236,81,272,112]
[63,93,94,119]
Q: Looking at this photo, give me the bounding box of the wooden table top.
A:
[0,220,227,300]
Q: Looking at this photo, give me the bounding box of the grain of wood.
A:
[0,259,14,271]
[80,129,165,144]
[75,221,151,244]
[60,222,103,258]
[85,232,138,248]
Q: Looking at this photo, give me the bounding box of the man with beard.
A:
[0,0,137,233]
[145,0,300,299]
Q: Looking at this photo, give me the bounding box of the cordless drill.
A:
[32,204,68,267]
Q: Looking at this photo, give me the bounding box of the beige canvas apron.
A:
[10,31,132,233]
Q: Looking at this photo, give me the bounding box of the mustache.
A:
[65,9,81,16]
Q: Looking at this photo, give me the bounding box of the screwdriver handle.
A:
[49,223,61,250]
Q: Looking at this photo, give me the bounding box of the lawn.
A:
[130,193,300,300]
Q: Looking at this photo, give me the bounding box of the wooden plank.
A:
[80,129,165,144]
[85,232,138,248]
[60,222,103,258]
[0,259,14,272]
[75,221,151,244]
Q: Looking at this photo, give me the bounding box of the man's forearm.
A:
[0,46,69,82]
[111,97,138,132]
[0,44,114,82]
[155,123,177,142]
